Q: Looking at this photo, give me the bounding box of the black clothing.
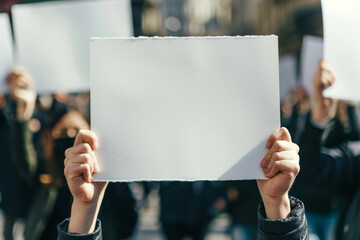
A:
[222,180,261,227]
[295,117,360,239]
[258,197,308,240]
[159,182,218,240]
[57,196,309,240]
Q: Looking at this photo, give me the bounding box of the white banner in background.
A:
[279,54,297,100]
[322,0,360,101]
[91,36,280,182]
[300,35,323,95]
[0,13,14,93]
[12,0,133,94]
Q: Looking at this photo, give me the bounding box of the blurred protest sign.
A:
[0,13,14,92]
[91,36,280,181]
[300,35,323,95]
[279,54,297,100]
[12,0,133,94]
[322,0,360,101]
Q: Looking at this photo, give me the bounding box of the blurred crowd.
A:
[1,0,359,240]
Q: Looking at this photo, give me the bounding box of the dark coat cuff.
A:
[57,218,102,240]
[258,197,308,240]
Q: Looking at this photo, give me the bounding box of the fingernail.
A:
[90,176,94,182]
[260,158,268,168]
[260,159,266,168]
[94,164,100,172]
[277,128,285,138]
[266,141,271,149]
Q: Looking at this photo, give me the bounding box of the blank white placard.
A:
[91,36,280,182]
[0,13,14,92]
[300,35,323,95]
[12,0,133,94]
[322,0,360,101]
[279,54,297,100]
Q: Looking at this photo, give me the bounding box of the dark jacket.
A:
[221,180,261,225]
[258,197,308,240]
[57,196,308,240]
[11,119,137,240]
[159,181,218,226]
[0,103,33,218]
[57,219,102,240]
[11,118,73,240]
[291,111,360,213]
[294,117,360,239]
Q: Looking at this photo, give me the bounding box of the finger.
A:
[321,71,331,84]
[7,69,33,88]
[265,159,300,179]
[263,149,299,173]
[320,61,334,75]
[320,62,336,82]
[13,89,36,103]
[64,163,92,183]
[263,150,299,175]
[319,59,331,71]
[64,154,94,174]
[65,143,94,158]
[322,69,334,81]
[260,141,299,168]
[321,72,335,88]
[65,143,99,173]
[93,161,100,173]
[17,74,32,86]
[82,164,92,183]
[266,127,292,150]
[74,130,98,150]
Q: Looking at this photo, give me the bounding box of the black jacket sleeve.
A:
[258,197,308,240]
[298,117,360,195]
[10,120,38,185]
[57,219,102,240]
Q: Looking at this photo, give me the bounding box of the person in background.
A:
[8,67,137,240]
[293,60,360,240]
[221,180,261,240]
[281,60,360,240]
[0,69,34,240]
[281,85,311,144]
[159,181,218,240]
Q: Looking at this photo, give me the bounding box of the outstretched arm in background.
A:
[8,67,38,184]
[311,60,337,125]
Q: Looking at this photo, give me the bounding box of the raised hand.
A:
[6,67,36,121]
[312,60,338,124]
[64,130,108,233]
[257,127,300,220]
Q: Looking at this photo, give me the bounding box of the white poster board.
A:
[0,13,14,92]
[279,54,297,100]
[322,0,360,101]
[91,36,280,182]
[12,0,133,94]
[300,35,323,95]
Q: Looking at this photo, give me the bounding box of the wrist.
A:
[68,197,102,234]
[262,194,291,220]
